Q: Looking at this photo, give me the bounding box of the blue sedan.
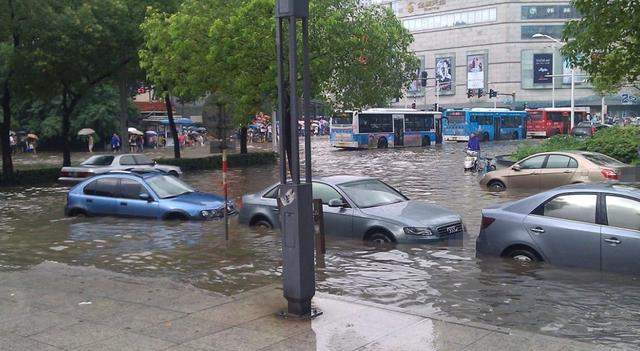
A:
[65,171,234,220]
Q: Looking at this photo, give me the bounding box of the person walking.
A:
[88,135,94,153]
[9,134,17,155]
[111,133,121,153]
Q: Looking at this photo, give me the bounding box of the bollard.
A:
[312,199,326,264]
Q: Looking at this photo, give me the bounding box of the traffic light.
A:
[489,89,497,98]
[420,71,428,87]
[411,102,416,109]
[477,89,484,98]
[433,103,438,111]
[467,89,474,98]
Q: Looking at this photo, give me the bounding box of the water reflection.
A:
[1,138,639,348]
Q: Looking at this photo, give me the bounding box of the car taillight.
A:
[480,216,496,230]
[60,171,70,177]
[77,172,92,178]
[601,168,619,180]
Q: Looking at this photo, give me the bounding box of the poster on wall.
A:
[533,53,553,84]
[562,58,585,85]
[435,57,453,92]
[467,54,485,89]
[407,55,425,96]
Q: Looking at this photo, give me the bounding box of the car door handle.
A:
[563,170,573,174]
[120,202,127,206]
[530,227,545,234]
[604,237,621,245]
[272,208,279,212]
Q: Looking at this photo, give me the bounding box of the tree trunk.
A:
[119,74,129,153]
[165,94,180,159]
[61,106,72,167]
[240,126,248,154]
[1,81,14,182]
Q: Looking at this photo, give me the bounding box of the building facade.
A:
[380,0,639,118]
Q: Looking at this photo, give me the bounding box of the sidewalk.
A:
[0,262,614,351]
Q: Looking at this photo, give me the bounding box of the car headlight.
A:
[404,227,434,236]
[201,210,212,217]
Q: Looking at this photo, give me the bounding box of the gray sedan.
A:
[238,175,464,244]
[476,183,640,274]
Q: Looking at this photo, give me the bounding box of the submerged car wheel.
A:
[487,180,506,191]
[367,231,394,244]
[377,137,388,149]
[169,171,179,177]
[251,219,273,230]
[507,248,539,263]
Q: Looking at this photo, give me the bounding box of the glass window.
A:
[358,114,393,133]
[120,156,136,166]
[522,5,579,20]
[568,158,578,168]
[522,25,565,40]
[119,179,148,199]
[134,155,154,165]
[477,116,493,125]
[146,175,195,199]
[405,115,434,131]
[263,185,280,199]
[313,183,343,205]
[81,155,114,166]
[339,179,407,209]
[332,113,353,125]
[83,180,98,195]
[543,194,597,223]
[545,155,572,168]
[446,112,466,124]
[403,8,496,32]
[606,196,640,231]
[582,153,627,167]
[519,155,546,169]
[93,178,120,197]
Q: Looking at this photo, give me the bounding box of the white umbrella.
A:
[77,128,95,136]
[145,130,158,136]
[128,127,143,135]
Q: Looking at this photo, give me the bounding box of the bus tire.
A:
[377,137,388,149]
[482,132,490,142]
[421,135,431,147]
[512,131,518,140]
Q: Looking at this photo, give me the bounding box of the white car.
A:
[58,154,182,184]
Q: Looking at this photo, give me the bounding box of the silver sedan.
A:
[476,183,640,274]
[238,175,464,244]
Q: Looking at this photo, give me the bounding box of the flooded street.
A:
[2,138,640,350]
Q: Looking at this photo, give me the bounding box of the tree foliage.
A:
[563,0,640,93]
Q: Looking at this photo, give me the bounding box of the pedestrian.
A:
[138,135,144,152]
[111,133,121,153]
[467,132,480,153]
[9,134,17,155]
[88,135,94,153]
[197,134,204,147]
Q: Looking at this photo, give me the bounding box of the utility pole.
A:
[275,0,315,318]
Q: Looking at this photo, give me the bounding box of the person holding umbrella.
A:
[78,128,96,153]
[26,133,38,154]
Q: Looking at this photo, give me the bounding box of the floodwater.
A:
[1,138,640,349]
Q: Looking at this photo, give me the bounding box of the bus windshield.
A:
[331,112,353,125]
[528,111,543,121]
[446,112,466,124]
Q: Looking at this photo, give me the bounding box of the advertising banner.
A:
[435,57,453,92]
[467,54,485,89]
[533,54,553,84]
[407,56,425,97]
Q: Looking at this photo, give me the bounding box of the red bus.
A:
[526,108,589,138]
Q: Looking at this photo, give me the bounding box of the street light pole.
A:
[551,45,556,108]
[570,66,575,130]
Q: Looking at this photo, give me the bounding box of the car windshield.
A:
[338,179,407,208]
[81,155,114,166]
[134,155,155,165]
[146,175,195,199]
[582,153,627,167]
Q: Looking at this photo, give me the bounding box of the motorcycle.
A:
[464,149,496,173]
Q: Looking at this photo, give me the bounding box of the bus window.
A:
[405,115,434,131]
[528,111,543,121]
[501,116,520,128]
[332,113,352,125]
[549,112,566,123]
[469,114,478,123]
[478,116,493,125]
[359,114,393,133]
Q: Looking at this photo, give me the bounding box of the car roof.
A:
[316,175,375,185]
[95,170,166,180]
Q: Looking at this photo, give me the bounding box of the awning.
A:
[160,118,194,126]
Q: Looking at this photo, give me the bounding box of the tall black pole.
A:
[276,18,287,184]
[302,18,312,184]
[288,15,300,185]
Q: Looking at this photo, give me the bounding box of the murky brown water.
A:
[2,138,640,349]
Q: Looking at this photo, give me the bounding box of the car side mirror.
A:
[328,198,345,208]
[512,164,522,171]
[139,193,153,202]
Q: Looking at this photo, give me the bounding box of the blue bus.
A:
[330,108,442,149]
[443,108,528,142]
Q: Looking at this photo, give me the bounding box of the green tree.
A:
[563,0,640,93]
[140,0,418,153]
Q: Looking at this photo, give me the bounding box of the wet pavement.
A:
[1,137,640,349]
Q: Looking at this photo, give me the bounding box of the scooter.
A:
[464,149,496,173]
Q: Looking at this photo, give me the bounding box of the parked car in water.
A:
[238,175,464,244]
[65,171,234,220]
[479,151,633,191]
[570,121,611,138]
[58,154,182,184]
[477,183,640,274]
